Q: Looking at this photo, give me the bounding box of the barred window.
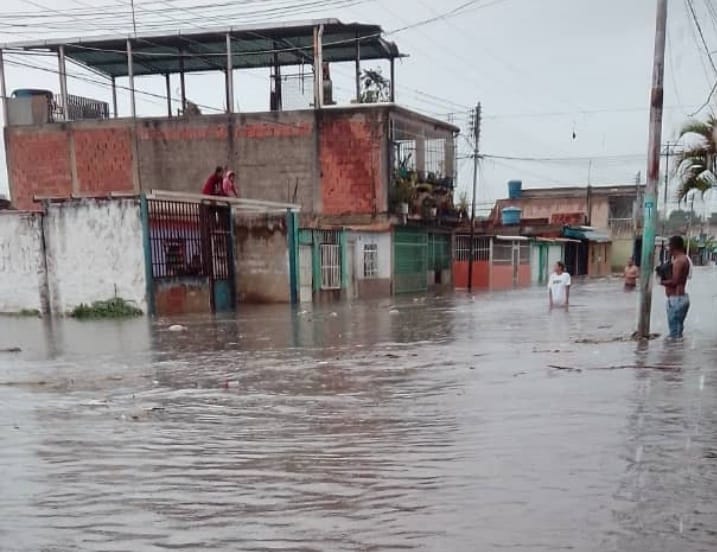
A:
[493,242,514,264]
[454,236,491,261]
[320,244,341,289]
[363,243,378,278]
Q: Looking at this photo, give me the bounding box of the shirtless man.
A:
[623,258,639,290]
[660,236,690,340]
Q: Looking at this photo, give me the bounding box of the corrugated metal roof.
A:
[1,19,402,78]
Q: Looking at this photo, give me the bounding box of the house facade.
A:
[1,20,458,306]
[490,183,643,274]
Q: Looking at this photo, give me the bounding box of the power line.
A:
[685,0,717,75]
[470,150,682,163]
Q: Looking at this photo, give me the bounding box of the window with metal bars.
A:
[320,243,341,289]
[454,236,490,261]
[363,243,378,278]
[492,242,514,264]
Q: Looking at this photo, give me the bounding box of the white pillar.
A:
[127,39,136,119]
[225,33,234,113]
[312,24,324,109]
[111,76,118,118]
[0,49,8,127]
[58,46,69,120]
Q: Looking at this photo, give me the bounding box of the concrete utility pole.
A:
[637,0,668,338]
[467,103,482,291]
[661,142,670,262]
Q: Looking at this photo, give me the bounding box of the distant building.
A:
[489,183,644,274]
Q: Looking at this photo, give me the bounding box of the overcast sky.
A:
[1,0,716,216]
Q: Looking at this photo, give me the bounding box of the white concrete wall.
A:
[45,199,147,314]
[0,213,44,313]
[350,231,392,280]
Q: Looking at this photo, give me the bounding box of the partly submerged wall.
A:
[235,214,290,303]
[0,199,146,315]
[0,213,45,313]
[44,199,146,314]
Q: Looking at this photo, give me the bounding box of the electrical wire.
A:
[685,0,717,75]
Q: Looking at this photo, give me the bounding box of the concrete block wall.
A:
[235,214,290,303]
[136,112,317,210]
[5,112,318,212]
[44,199,147,314]
[0,199,146,315]
[0,213,45,313]
[5,107,452,219]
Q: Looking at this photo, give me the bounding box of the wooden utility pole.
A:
[637,0,668,338]
[467,103,482,291]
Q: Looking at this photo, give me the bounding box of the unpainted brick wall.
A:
[73,127,134,194]
[6,129,72,211]
[318,110,386,216]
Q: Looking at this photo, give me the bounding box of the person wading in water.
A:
[548,261,571,310]
[623,257,639,291]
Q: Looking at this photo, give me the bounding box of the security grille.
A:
[320,243,341,289]
[454,236,490,261]
[363,243,378,278]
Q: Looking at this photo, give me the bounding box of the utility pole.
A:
[467,102,482,291]
[686,193,695,257]
[130,0,137,35]
[660,142,670,261]
[637,0,668,339]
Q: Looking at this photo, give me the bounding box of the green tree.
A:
[359,69,390,104]
[676,114,717,201]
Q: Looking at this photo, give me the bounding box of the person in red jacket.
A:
[201,166,224,196]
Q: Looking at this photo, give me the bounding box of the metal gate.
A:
[394,228,428,294]
[203,204,234,312]
[428,233,451,284]
[147,199,235,313]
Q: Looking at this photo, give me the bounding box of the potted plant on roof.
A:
[422,195,438,219]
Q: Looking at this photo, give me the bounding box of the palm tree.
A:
[676,114,717,201]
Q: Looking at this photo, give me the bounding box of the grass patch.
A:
[70,298,143,320]
[0,309,41,318]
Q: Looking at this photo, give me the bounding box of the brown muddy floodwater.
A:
[2,271,717,551]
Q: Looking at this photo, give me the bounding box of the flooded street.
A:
[2,271,717,551]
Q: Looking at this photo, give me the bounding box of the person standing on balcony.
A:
[623,257,639,290]
[222,170,239,198]
[548,261,571,310]
[201,166,224,196]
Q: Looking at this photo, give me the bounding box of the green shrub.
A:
[70,298,143,319]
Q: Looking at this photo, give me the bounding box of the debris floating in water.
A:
[168,324,187,332]
[548,364,582,373]
[389,309,400,315]
[0,347,22,353]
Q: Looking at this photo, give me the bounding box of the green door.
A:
[394,228,428,294]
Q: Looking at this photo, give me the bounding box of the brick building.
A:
[1,20,459,303]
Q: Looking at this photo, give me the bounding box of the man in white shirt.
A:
[548,261,572,309]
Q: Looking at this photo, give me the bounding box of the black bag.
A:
[655,260,672,281]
